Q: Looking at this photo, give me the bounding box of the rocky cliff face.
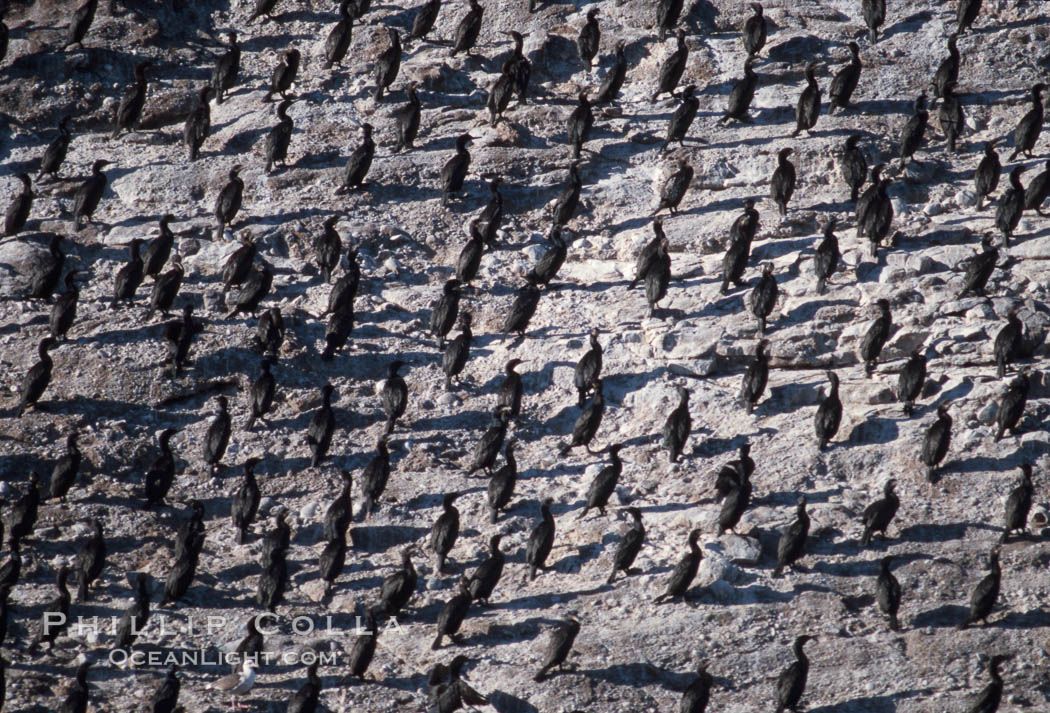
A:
[1,0,1049,711]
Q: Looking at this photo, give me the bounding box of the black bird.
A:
[958,549,1001,628]
[862,0,885,43]
[378,360,408,436]
[487,439,517,523]
[957,235,998,298]
[257,553,287,612]
[718,463,752,534]
[771,148,795,217]
[66,0,98,47]
[897,349,927,417]
[740,339,770,412]
[663,387,691,463]
[750,262,778,334]
[264,99,294,173]
[307,384,335,468]
[577,8,600,70]
[351,0,371,20]
[73,159,111,228]
[214,166,244,237]
[526,497,556,580]
[859,299,892,376]
[0,543,20,589]
[324,0,353,68]
[449,0,483,57]
[75,518,105,602]
[974,140,1000,211]
[361,438,391,519]
[432,577,473,649]
[111,62,150,139]
[813,218,841,296]
[567,92,593,159]
[502,284,541,337]
[774,635,815,713]
[442,134,473,205]
[428,655,489,713]
[265,48,300,102]
[377,547,417,616]
[993,372,1029,442]
[579,444,624,517]
[552,162,582,226]
[932,33,960,99]
[322,303,355,361]
[59,660,91,713]
[395,84,422,151]
[30,233,65,301]
[234,617,264,663]
[898,93,929,167]
[114,572,150,651]
[1023,158,1050,216]
[840,135,867,202]
[921,403,952,484]
[857,173,893,256]
[793,62,821,136]
[456,221,484,287]
[246,358,276,430]
[814,371,841,450]
[1001,464,1033,542]
[261,510,290,566]
[723,57,758,123]
[938,81,965,153]
[32,565,70,650]
[111,239,145,309]
[339,122,375,192]
[957,0,982,33]
[829,42,861,112]
[249,0,280,23]
[657,0,684,40]
[48,432,81,501]
[408,0,441,42]
[966,655,1010,713]
[526,226,570,288]
[184,86,213,161]
[346,606,377,677]
[254,306,284,356]
[494,359,524,418]
[742,2,766,56]
[721,199,759,293]
[466,409,510,476]
[37,116,73,182]
[319,533,348,600]
[607,506,645,584]
[680,661,713,713]
[475,176,503,248]
[144,214,177,279]
[487,62,515,127]
[875,555,902,631]
[286,663,321,713]
[994,166,1025,246]
[163,302,200,372]
[994,309,1023,379]
[49,271,80,340]
[657,157,693,215]
[144,429,177,507]
[653,529,702,603]
[4,173,31,236]
[773,496,809,577]
[467,534,504,604]
[17,338,56,417]
[232,458,262,545]
[6,472,39,547]
[652,29,688,101]
[203,396,231,478]
[374,28,401,101]
[226,262,273,318]
[533,615,580,682]
[562,377,605,455]
[163,516,205,604]
[150,665,180,713]
[442,312,473,390]
[644,237,671,317]
[574,328,603,407]
[430,492,461,572]
[323,470,353,542]
[713,451,748,502]
[316,217,342,284]
[594,39,627,104]
[211,31,240,104]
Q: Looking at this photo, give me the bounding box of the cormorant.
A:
[652,29,688,101]
[487,61,515,127]
[184,86,213,161]
[232,458,262,544]
[254,306,284,355]
[73,159,111,228]
[502,283,541,337]
[144,214,177,279]
[307,384,335,468]
[377,547,417,616]
[456,221,484,287]
[629,221,667,289]
[862,0,885,43]
[813,218,840,295]
[829,42,861,112]
[653,529,702,603]
[17,338,56,417]
[323,470,353,542]
[897,349,927,417]
[957,549,1000,628]
[442,134,472,205]
[663,387,691,463]
[487,439,517,523]
[664,89,699,149]
[1001,463,1033,542]
[562,377,605,454]
[994,166,1025,245]
[475,176,503,248]
[49,271,80,340]
[211,31,240,104]
[773,496,809,577]
[771,147,795,216]
[577,8,600,70]
[32,565,70,649]
[974,140,1000,210]
[858,175,894,256]
[144,429,177,507]
[315,217,342,284]
[286,663,321,713]
[235,616,264,662]
[325,1,353,68]
[433,580,473,648]
[75,518,105,602]
[428,655,488,713]
[657,0,684,40]
[48,432,81,501]
[246,359,276,432]
[249,0,280,23]
[580,445,624,517]
[257,553,287,612]
[1023,158,1050,215]
[222,233,256,293]
[340,122,375,191]
[921,403,952,484]
[718,460,752,534]
[793,62,821,137]
[644,238,671,317]
[466,409,510,476]
[114,572,150,650]
[442,312,473,389]
[346,606,377,676]
[394,84,421,151]
[429,279,461,350]
[164,304,200,374]
[37,116,73,181]
[859,298,892,376]
[319,533,347,599]
[607,506,644,584]
[965,655,1010,713]
[377,360,408,435]
[993,372,1029,442]
[111,61,150,139]
[505,30,531,105]
[174,500,205,564]
[163,515,204,604]
[875,555,902,631]
[408,0,441,43]
[0,544,20,589]
[898,93,929,167]
[430,492,461,571]
[932,34,960,99]
[994,309,1022,379]
[527,497,556,580]
[203,396,231,478]
[938,81,965,153]
[66,0,98,48]
[111,238,145,309]
[361,438,391,518]
[594,39,626,104]
[214,165,244,237]
[150,665,180,713]
[739,339,770,413]
[957,0,982,34]
[742,3,766,56]
[449,0,483,57]
[496,359,524,417]
[749,262,778,334]
[261,509,290,566]
[839,135,866,202]
[265,48,300,102]
[774,635,814,713]
[467,534,504,603]
[567,91,593,159]
[4,173,31,236]
[374,28,401,101]
[60,660,91,713]
[721,199,759,293]
[574,328,603,407]
[265,99,294,173]
[533,616,580,682]
[6,472,39,548]
[814,371,841,450]
[723,57,758,123]
[957,234,998,297]
[226,262,273,318]
[553,162,582,226]
[352,0,371,20]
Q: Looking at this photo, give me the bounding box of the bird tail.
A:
[889,614,900,632]
[861,527,872,547]
[431,634,442,650]
[236,527,246,545]
[607,569,617,585]
[816,277,826,295]
[533,667,548,682]
[997,359,1005,379]
[772,565,783,578]
[489,507,498,524]
[246,413,257,431]
[77,577,88,602]
[993,427,1004,443]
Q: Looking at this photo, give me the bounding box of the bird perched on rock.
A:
[793,62,821,137]
[829,42,861,112]
[814,371,841,451]
[774,635,814,713]
[875,556,902,631]
[773,496,809,577]
[957,549,1001,629]
[1001,464,1033,542]
[653,529,702,603]
[771,148,795,217]
[859,299,892,377]
[921,403,952,484]
[533,615,580,682]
